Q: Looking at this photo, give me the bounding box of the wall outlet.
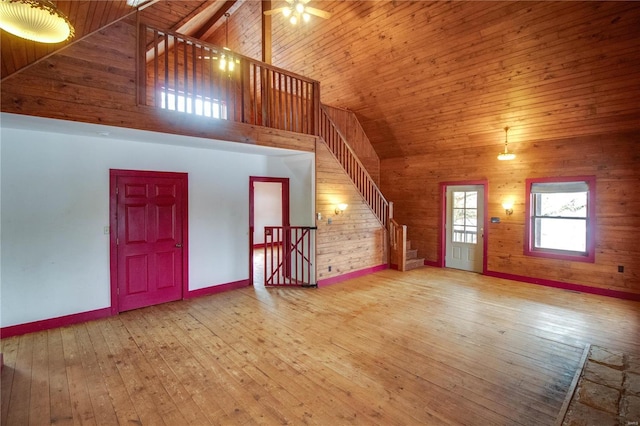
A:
[328,266,332,272]
[618,265,624,273]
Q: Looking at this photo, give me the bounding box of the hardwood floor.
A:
[2,267,639,425]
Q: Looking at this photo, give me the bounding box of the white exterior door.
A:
[445,185,484,272]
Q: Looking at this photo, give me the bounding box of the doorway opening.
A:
[249,177,290,286]
[440,181,488,273]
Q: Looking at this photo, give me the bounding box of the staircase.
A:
[319,105,424,271]
[405,240,426,271]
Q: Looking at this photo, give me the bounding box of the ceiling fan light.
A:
[0,0,74,43]
[302,12,310,22]
[289,15,297,25]
[282,7,291,17]
[295,2,304,13]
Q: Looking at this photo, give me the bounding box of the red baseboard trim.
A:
[185,279,251,299]
[2,279,252,339]
[317,264,388,287]
[1,307,112,339]
[391,260,438,270]
[485,270,640,302]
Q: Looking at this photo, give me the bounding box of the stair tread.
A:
[405,258,425,270]
[406,248,419,260]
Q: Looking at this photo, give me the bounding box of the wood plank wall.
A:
[323,105,380,185]
[381,130,640,295]
[315,141,386,281]
[0,17,315,153]
[200,0,262,62]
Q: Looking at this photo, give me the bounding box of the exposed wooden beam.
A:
[193,0,237,41]
[262,1,272,64]
[171,0,223,36]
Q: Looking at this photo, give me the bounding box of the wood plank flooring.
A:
[2,267,639,425]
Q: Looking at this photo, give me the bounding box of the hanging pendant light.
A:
[497,126,516,161]
[218,12,238,74]
[0,0,74,43]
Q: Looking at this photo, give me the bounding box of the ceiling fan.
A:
[264,0,331,25]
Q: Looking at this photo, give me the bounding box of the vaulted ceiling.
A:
[2,1,639,160]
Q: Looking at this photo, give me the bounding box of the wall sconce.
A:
[335,203,348,215]
[502,200,514,216]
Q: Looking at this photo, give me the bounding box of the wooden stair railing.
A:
[319,105,389,226]
[319,107,425,271]
[138,24,321,136]
[319,105,424,271]
[389,215,407,272]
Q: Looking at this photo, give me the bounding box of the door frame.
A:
[109,169,189,314]
[249,176,290,285]
[438,180,489,273]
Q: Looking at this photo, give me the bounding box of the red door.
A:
[115,172,186,312]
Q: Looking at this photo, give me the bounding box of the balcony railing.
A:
[138,24,320,135]
[264,226,316,287]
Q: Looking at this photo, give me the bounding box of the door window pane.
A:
[451,191,477,245]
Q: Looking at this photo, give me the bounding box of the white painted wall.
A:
[253,182,283,245]
[0,120,314,327]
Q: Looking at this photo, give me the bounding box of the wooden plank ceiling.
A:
[2,1,639,161]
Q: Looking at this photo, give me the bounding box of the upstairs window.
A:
[525,176,596,262]
[160,88,227,119]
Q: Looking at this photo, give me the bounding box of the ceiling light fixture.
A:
[283,0,310,25]
[0,0,74,43]
[497,126,516,161]
[218,12,239,73]
[126,0,151,7]
[264,1,331,25]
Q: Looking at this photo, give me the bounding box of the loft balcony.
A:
[139,24,320,139]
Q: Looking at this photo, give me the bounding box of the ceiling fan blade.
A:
[263,6,289,15]
[305,6,331,19]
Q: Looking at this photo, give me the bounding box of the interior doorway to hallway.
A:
[249,177,290,286]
